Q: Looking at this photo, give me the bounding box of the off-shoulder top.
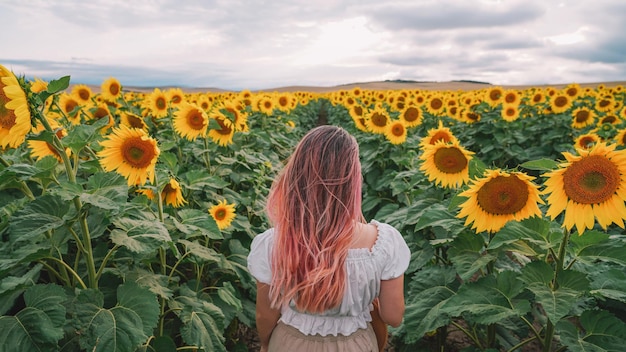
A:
[247,220,411,336]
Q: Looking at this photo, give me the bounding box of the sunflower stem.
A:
[202,137,212,172]
[0,155,36,200]
[543,228,570,352]
[37,110,98,289]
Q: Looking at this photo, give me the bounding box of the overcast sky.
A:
[1,0,625,90]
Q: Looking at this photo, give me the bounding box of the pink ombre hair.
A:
[266,125,364,313]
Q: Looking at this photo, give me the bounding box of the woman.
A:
[247,125,410,351]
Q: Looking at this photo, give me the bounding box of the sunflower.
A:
[100,77,122,102]
[419,121,459,148]
[220,101,249,132]
[256,95,275,115]
[419,140,473,188]
[167,88,186,107]
[365,104,389,134]
[209,199,236,230]
[574,133,600,150]
[425,94,446,116]
[502,90,522,106]
[571,107,595,129]
[543,142,626,234]
[87,101,115,131]
[485,86,504,107]
[120,112,148,131]
[399,105,422,127]
[28,127,71,162]
[595,95,615,113]
[598,114,620,126]
[208,111,235,146]
[549,93,572,114]
[147,88,169,118]
[173,103,208,141]
[0,64,32,148]
[528,89,547,105]
[275,92,295,112]
[460,109,481,124]
[57,93,84,124]
[162,178,186,208]
[348,104,368,132]
[30,77,48,93]
[564,83,582,99]
[457,169,544,233]
[71,84,93,104]
[501,104,520,122]
[385,120,407,145]
[98,124,160,186]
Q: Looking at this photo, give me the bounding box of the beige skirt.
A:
[267,322,378,352]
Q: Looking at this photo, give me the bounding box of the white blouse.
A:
[247,220,411,336]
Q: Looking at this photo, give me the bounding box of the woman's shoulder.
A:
[370,220,409,252]
[250,228,274,251]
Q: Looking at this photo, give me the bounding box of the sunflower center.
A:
[186,110,206,130]
[489,90,502,101]
[467,112,480,121]
[554,96,569,108]
[127,115,145,129]
[532,94,543,103]
[109,83,120,96]
[476,175,529,215]
[598,99,611,108]
[0,90,17,129]
[504,93,517,104]
[353,106,363,116]
[430,98,443,110]
[403,107,420,122]
[505,107,516,117]
[566,87,578,97]
[122,137,157,168]
[75,89,89,101]
[371,112,387,127]
[575,110,590,122]
[391,123,405,137]
[433,147,468,174]
[156,97,167,110]
[562,155,620,204]
[215,208,227,220]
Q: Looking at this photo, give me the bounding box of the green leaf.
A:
[125,269,174,300]
[400,266,458,343]
[520,262,589,324]
[110,218,171,256]
[175,295,226,352]
[0,284,67,352]
[46,75,70,94]
[448,232,495,281]
[183,171,230,190]
[116,282,160,337]
[9,194,70,243]
[441,272,531,325]
[217,282,243,312]
[64,117,109,153]
[571,232,626,266]
[589,269,626,303]
[173,209,222,240]
[79,172,129,211]
[557,310,626,351]
[178,239,221,264]
[75,283,156,352]
[519,158,559,171]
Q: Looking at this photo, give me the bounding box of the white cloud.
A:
[1,0,624,89]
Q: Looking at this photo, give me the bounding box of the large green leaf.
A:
[520,262,589,324]
[174,294,226,352]
[448,232,495,281]
[110,218,171,256]
[178,239,221,264]
[173,209,222,240]
[441,272,531,325]
[0,265,42,314]
[75,282,158,352]
[0,284,67,352]
[589,268,626,303]
[557,310,626,351]
[9,194,70,243]
[400,266,459,344]
[571,231,626,266]
[125,269,173,300]
[80,172,129,211]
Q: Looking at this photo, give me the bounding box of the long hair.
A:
[266,125,364,313]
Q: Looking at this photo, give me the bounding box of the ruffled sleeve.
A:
[374,221,411,280]
[247,228,275,284]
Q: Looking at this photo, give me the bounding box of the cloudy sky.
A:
[1,0,625,90]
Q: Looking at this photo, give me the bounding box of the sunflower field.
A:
[1,62,626,352]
